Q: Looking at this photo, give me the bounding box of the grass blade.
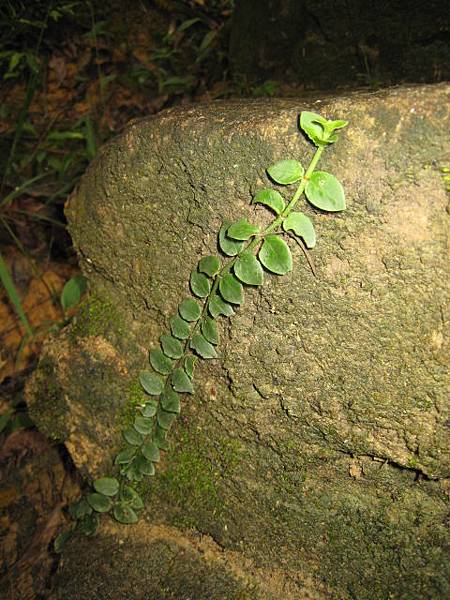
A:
[0,251,33,337]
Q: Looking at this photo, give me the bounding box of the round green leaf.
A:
[190,270,211,298]
[157,408,177,430]
[282,212,316,248]
[142,441,161,462]
[139,371,164,395]
[87,493,112,513]
[93,477,119,497]
[121,461,143,482]
[305,171,346,212]
[172,368,194,394]
[149,348,173,375]
[252,188,286,215]
[190,333,218,359]
[134,416,153,435]
[135,454,156,476]
[114,503,139,524]
[140,401,157,418]
[201,316,219,345]
[219,273,243,304]
[69,498,92,520]
[160,334,183,359]
[170,315,190,340]
[209,294,235,318]
[198,255,221,277]
[115,446,137,465]
[184,354,196,378]
[121,486,144,510]
[267,159,304,185]
[123,428,144,446]
[179,298,201,321]
[227,219,259,240]
[79,513,99,537]
[259,235,292,275]
[61,275,88,311]
[219,221,244,256]
[234,252,264,285]
[160,389,181,414]
[153,425,169,451]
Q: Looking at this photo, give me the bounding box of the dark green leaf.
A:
[184,354,196,378]
[209,294,235,318]
[121,486,144,510]
[123,428,144,446]
[190,333,218,359]
[170,315,190,340]
[54,530,73,553]
[121,461,143,482]
[219,273,243,304]
[140,401,157,418]
[113,503,139,524]
[283,212,316,248]
[115,446,137,464]
[160,389,181,414]
[219,221,244,256]
[267,159,304,185]
[61,275,88,311]
[252,188,286,215]
[305,171,345,212]
[93,477,119,497]
[259,235,292,275]
[160,334,183,359]
[134,416,153,435]
[179,298,201,321]
[149,348,173,374]
[157,408,177,430]
[87,493,112,513]
[190,270,211,298]
[135,454,155,476]
[142,441,161,462]
[139,371,164,395]
[79,513,99,536]
[153,425,170,450]
[227,219,259,240]
[198,255,221,277]
[172,368,194,394]
[234,252,264,285]
[68,499,92,520]
[201,317,219,345]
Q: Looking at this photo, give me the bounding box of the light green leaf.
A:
[121,486,144,510]
[252,188,286,215]
[142,441,161,462]
[219,221,244,256]
[234,252,264,285]
[198,255,221,277]
[190,270,211,298]
[123,428,144,446]
[305,171,346,212]
[282,212,316,248]
[184,354,197,378]
[267,159,304,185]
[299,111,328,146]
[172,368,194,394]
[201,316,219,345]
[93,477,119,497]
[140,401,157,418]
[149,348,173,374]
[179,298,201,321]
[157,408,177,430]
[190,333,218,359]
[153,425,169,450]
[259,235,292,275]
[113,503,139,524]
[170,315,190,340]
[209,294,235,318]
[160,334,183,359]
[133,416,153,435]
[219,273,243,304]
[139,371,164,395]
[135,454,155,476]
[227,219,260,240]
[87,493,112,513]
[160,389,181,414]
[61,275,88,311]
[115,446,136,464]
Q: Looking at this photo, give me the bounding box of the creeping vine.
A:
[56,111,348,548]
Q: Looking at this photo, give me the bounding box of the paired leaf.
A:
[179,298,201,321]
[87,493,112,513]
[209,294,235,318]
[139,371,164,395]
[142,441,161,462]
[267,159,304,185]
[149,348,173,374]
[160,334,183,359]
[259,235,292,275]
[191,333,218,359]
[172,368,194,394]
[300,112,348,146]
[198,255,221,277]
[305,171,345,212]
[185,354,197,378]
[135,454,155,476]
[283,212,316,248]
[201,317,219,345]
[252,188,286,215]
[219,221,244,256]
[140,401,157,418]
[134,416,153,435]
[160,389,181,414]
[157,408,177,430]
[219,274,243,304]
[234,252,264,285]
[227,219,259,240]
[113,504,139,524]
[115,446,136,464]
[68,499,92,520]
[170,315,190,340]
[121,486,144,510]
[153,425,169,450]
[93,477,119,497]
[190,270,211,297]
[123,428,144,446]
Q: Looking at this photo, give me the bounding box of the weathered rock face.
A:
[28,85,449,599]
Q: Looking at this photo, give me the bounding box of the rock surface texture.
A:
[28,84,449,599]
